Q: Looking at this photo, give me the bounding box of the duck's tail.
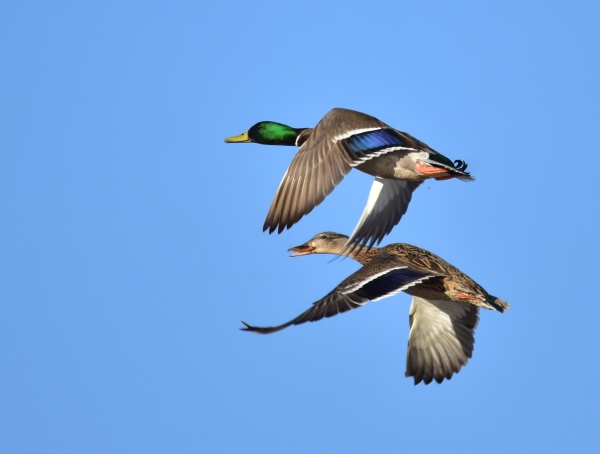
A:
[487,295,510,313]
[421,158,474,182]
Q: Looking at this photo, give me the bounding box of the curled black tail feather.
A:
[420,158,474,181]
[453,159,468,172]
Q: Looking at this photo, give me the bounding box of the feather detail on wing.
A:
[263,108,415,234]
[241,253,438,335]
[406,297,479,385]
[341,178,423,256]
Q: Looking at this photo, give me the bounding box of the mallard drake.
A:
[225,108,473,252]
[242,232,508,385]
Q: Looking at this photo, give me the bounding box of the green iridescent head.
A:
[224,121,305,146]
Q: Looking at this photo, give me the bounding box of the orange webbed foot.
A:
[458,293,478,301]
[415,160,450,176]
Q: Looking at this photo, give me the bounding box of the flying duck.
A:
[225,108,473,253]
[242,232,508,385]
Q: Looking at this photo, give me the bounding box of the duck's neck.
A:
[347,246,381,265]
[294,128,312,146]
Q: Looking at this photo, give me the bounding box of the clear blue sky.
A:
[1,1,599,452]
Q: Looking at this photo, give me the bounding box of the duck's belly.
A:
[356,150,429,180]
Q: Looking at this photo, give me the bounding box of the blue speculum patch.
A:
[346,129,406,154]
[359,268,430,300]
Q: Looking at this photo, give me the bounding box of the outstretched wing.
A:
[342,178,423,256]
[406,297,479,385]
[242,253,439,334]
[263,108,418,233]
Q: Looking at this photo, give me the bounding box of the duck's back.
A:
[382,243,494,304]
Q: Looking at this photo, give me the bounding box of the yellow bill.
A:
[224,131,251,143]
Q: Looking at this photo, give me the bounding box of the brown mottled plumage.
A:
[242,232,509,385]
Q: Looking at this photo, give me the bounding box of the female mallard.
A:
[242,232,508,385]
[225,108,473,252]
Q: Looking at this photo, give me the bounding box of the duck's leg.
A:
[457,293,478,301]
[415,161,456,181]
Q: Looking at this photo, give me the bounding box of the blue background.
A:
[1,1,599,452]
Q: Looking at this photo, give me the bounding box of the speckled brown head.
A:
[288,232,350,257]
